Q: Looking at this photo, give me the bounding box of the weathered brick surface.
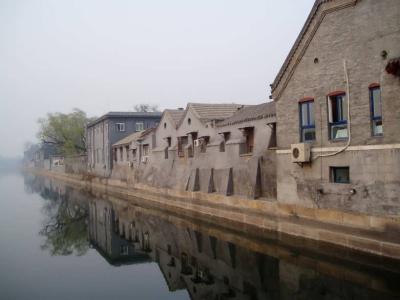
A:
[273,0,400,216]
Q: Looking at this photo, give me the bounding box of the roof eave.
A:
[271,0,358,100]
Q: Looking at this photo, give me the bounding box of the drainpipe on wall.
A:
[313,59,352,160]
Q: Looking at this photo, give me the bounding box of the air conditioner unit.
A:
[194,139,201,147]
[291,143,311,163]
[141,156,148,163]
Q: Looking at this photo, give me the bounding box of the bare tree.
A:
[133,104,160,113]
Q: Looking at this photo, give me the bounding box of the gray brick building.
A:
[86,112,161,177]
[271,0,400,216]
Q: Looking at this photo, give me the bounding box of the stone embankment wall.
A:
[33,168,400,260]
[111,145,277,200]
[64,155,88,175]
[111,116,277,201]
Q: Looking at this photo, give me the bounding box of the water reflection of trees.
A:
[40,195,88,256]
[23,173,89,256]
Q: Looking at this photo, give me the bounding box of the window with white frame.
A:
[136,122,144,131]
[370,85,383,136]
[116,123,125,132]
[328,93,348,140]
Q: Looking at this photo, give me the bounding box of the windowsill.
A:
[300,140,316,145]
[329,138,349,143]
[239,153,253,157]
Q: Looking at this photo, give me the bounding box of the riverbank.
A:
[30,168,400,260]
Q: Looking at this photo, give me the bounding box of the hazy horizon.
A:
[0,0,314,157]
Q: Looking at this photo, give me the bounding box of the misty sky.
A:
[0,0,314,157]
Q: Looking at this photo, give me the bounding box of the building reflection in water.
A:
[24,173,400,300]
[88,200,150,266]
[88,198,400,300]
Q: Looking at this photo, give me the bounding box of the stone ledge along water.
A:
[31,168,400,261]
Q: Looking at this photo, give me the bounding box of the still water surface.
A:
[0,172,399,300]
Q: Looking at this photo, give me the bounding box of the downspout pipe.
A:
[313,59,352,160]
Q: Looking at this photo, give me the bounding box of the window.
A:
[370,85,383,136]
[328,93,348,140]
[177,136,188,157]
[188,118,191,125]
[164,122,167,129]
[164,147,168,159]
[116,123,125,132]
[125,146,129,161]
[240,127,254,154]
[113,148,117,162]
[219,132,230,152]
[330,167,350,184]
[132,149,137,160]
[166,137,171,147]
[143,144,149,156]
[188,132,197,158]
[200,137,209,153]
[120,147,123,161]
[120,245,129,256]
[268,123,277,149]
[299,100,315,142]
[136,122,144,132]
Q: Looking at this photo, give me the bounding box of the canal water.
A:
[0,171,399,300]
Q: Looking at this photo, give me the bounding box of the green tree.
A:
[37,109,93,155]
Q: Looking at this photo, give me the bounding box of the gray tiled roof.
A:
[88,111,162,127]
[217,102,276,127]
[165,109,185,127]
[112,131,143,147]
[189,103,244,123]
[112,127,155,147]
